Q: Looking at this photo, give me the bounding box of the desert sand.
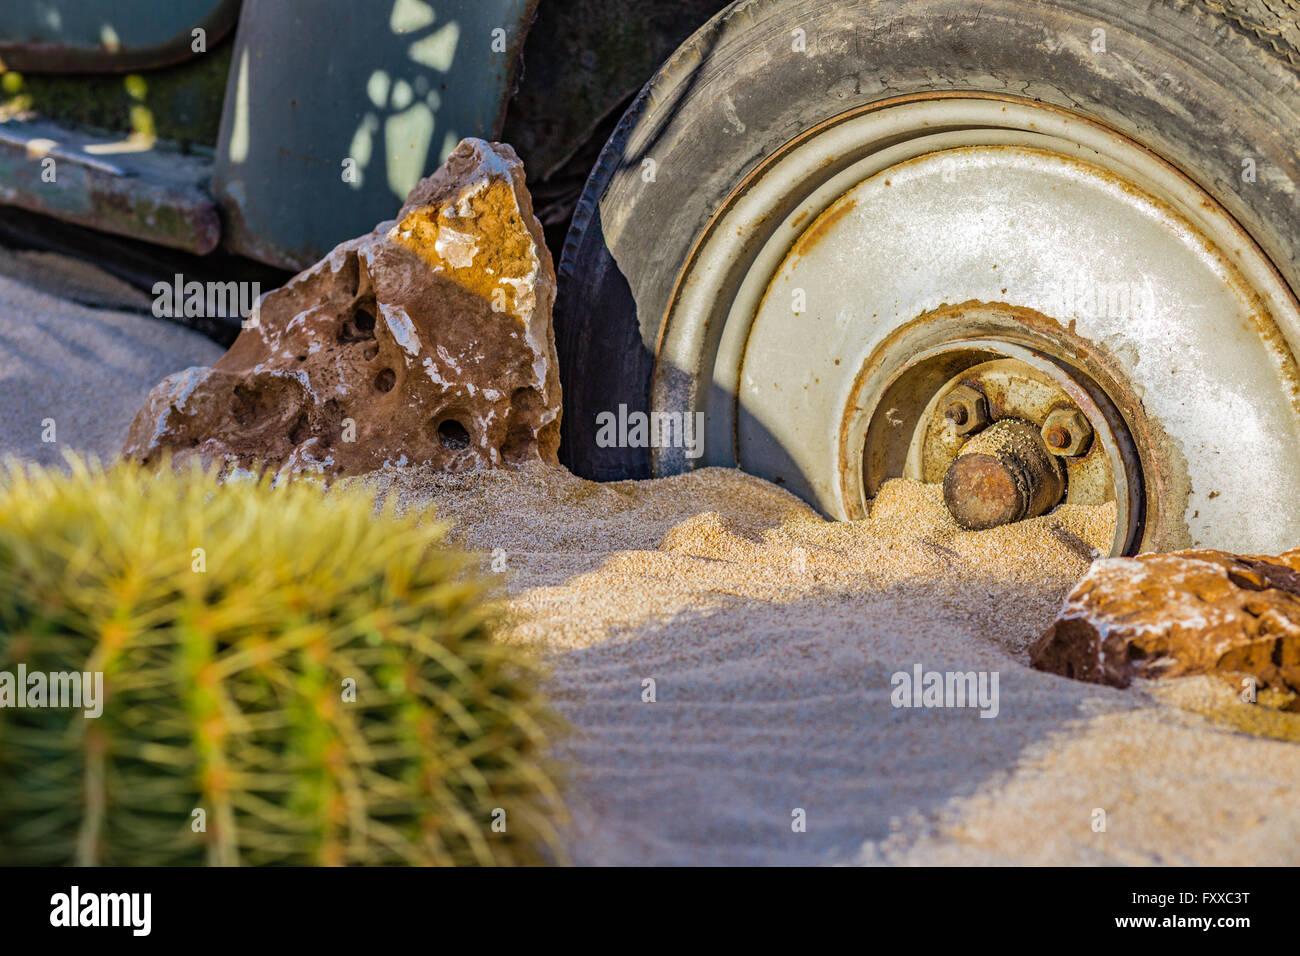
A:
[0,249,224,467]
[365,463,1300,866]
[4,251,1298,866]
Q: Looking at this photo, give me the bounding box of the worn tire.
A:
[555,0,1300,480]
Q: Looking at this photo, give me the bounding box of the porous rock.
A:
[1031,549,1300,701]
[122,138,560,479]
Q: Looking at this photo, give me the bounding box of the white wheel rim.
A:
[655,94,1300,554]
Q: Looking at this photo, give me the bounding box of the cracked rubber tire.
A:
[555,0,1300,482]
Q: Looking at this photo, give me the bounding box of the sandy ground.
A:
[0,248,223,466]
[5,250,1298,866]
[367,464,1300,866]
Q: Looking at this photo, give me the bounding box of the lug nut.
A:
[941,384,990,437]
[1040,407,1093,457]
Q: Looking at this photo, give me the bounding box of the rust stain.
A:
[791,197,856,260]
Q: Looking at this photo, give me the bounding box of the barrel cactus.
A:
[0,456,563,865]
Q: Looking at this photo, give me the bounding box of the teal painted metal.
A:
[212,0,537,270]
[0,0,239,73]
[0,117,219,253]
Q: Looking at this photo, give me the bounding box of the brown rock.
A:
[1031,549,1300,700]
[122,138,560,480]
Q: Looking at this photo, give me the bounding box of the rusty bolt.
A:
[941,384,989,437]
[1040,407,1093,457]
[943,419,1066,530]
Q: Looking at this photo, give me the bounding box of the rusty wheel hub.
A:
[915,352,1117,531]
[849,320,1145,553]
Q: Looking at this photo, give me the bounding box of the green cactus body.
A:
[0,457,563,866]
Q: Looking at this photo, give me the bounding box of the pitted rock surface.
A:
[1031,549,1300,702]
[122,138,560,479]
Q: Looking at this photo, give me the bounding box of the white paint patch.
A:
[380,303,421,357]
[450,176,490,218]
[435,345,461,372]
[434,224,479,268]
[422,356,448,384]
[148,366,212,449]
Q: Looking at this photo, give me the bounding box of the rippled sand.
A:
[362,463,1300,865]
